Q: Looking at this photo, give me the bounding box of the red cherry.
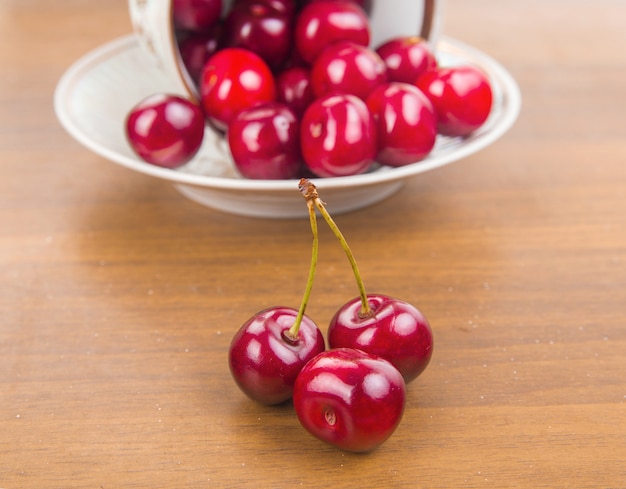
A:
[200,47,277,131]
[375,36,437,84]
[293,347,406,452]
[365,81,437,166]
[227,102,302,179]
[173,0,223,32]
[125,93,205,168]
[276,66,315,117]
[300,93,376,177]
[177,27,222,85]
[327,294,433,383]
[415,64,494,137]
[294,0,370,64]
[229,307,325,405]
[222,3,293,69]
[310,41,387,100]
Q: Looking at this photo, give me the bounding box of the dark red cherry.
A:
[365,81,437,166]
[327,294,433,383]
[125,93,205,168]
[300,93,376,177]
[222,3,293,69]
[293,347,406,452]
[173,0,222,32]
[177,27,221,85]
[310,41,387,100]
[294,0,370,64]
[227,102,302,179]
[375,36,437,84]
[415,64,494,137]
[200,47,277,131]
[229,306,325,405]
[276,66,315,116]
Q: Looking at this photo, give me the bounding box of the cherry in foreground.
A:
[293,347,406,453]
[228,190,324,405]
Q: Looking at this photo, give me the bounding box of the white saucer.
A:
[54,35,521,218]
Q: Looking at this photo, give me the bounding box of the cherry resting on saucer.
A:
[293,347,406,452]
[125,93,205,169]
[365,81,437,166]
[227,102,302,180]
[415,64,493,137]
[300,93,376,177]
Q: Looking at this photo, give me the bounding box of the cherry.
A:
[276,66,315,117]
[293,347,406,452]
[125,93,205,168]
[310,41,387,100]
[229,187,325,405]
[294,0,370,64]
[200,47,277,131]
[328,295,433,383]
[227,102,302,179]
[365,81,437,166]
[375,36,437,84]
[222,3,293,69]
[300,93,376,177]
[173,0,223,32]
[177,28,222,85]
[415,64,494,137]
[301,179,434,383]
[229,306,325,405]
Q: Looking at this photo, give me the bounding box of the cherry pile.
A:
[125,0,493,176]
[228,179,434,452]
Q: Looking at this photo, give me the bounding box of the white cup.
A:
[128,0,442,101]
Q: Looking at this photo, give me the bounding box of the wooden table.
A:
[1,1,625,487]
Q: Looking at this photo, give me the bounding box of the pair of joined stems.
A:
[285,179,372,342]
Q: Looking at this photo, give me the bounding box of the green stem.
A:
[285,190,319,342]
[304,180,373,318]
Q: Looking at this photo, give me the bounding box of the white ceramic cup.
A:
[128,0,442,101]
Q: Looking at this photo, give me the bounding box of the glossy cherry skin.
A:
[415,65,494,137]
[177,27,221,85]
[276,66,315,116]
[200,47,277,131]
[222,3,293,69]
[327,294,433,383]
[229,307,325,405]
[227,102,302,179]
[294,0,370,64]
[365,82,437,166]
[310,41,387,100]
[293,347,406,452]
[173,0,222,32]
[300,93,376,177]
[125,93,205,168]
[375,36,437,84]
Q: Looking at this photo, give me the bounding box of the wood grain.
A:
[1,1,625,487]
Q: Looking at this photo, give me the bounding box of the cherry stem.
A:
[285,188,319,342]
[299,178,372,319]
